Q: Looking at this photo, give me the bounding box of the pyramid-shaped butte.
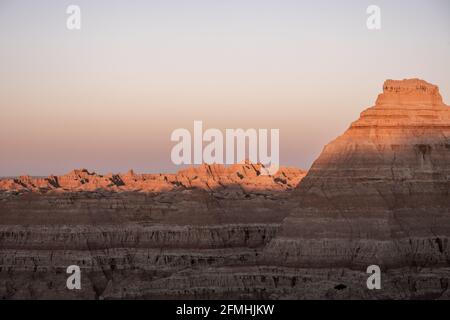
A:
[265,79,450,270]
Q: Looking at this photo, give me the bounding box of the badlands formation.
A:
[0,164,306,299]
[261,79,450,298]
[0,79,449,299]
[0,163,303,194]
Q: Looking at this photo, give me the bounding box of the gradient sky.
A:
[0,0,449,176]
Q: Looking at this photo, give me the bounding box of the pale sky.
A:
[0,0,449,176]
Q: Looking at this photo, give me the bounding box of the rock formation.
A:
[266,79,450,266]
[0,163,304,194]
[0,79,448,299]
[117,79,450,299]
[0,163,305,299]
[258,78,450,298]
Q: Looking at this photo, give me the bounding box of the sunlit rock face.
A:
[263,79,450,289]
[376,79,445,107]
[0,163,305,194]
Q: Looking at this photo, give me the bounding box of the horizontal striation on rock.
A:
[0,165,302,299]
[264,79,450,272]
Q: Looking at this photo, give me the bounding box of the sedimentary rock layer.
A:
[0,164,305,299]
[265,79,450,268]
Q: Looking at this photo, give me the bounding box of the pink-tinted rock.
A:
[265,79,450,272]
[0,164,306,194]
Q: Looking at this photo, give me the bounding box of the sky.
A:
[0,0,449,176]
